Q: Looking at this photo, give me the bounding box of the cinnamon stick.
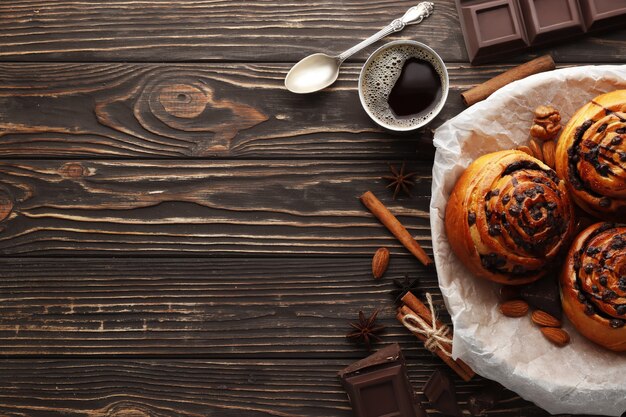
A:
[400,292,475,380]
[359,191,433,266]
[461,55,555,107]
[397,306,473,382]
[401,292,442,329]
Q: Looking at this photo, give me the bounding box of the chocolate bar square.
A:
[343,364,413,417]
[460,0,529,63]
[578,0,626,31]
[338,344,426,417]
[519,0,585,43]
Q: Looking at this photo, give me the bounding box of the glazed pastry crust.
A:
[560,223,626,352]
[446,150,575,285]
[555,90,626,221]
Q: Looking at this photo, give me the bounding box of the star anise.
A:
[382,162,417,200]
[346,309,385,351]
[391,274,421,305]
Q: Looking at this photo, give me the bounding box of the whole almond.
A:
[531,310,561,327]
[541,327,570,347]
[499,300,529,317]
[529,138,543,161]
[542,140,556,169]
[372,247,390,279]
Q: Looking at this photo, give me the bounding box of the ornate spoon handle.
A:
[337,2,434,63]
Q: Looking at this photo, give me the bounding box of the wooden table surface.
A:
[0,1,624,416]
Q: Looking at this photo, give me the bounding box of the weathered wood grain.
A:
[0,1,621,416]
[0,359,552,417]
[0,160,433,256]
[0,257,443,356]
[0,0,463,63]
[0,62,524,159]
[0,0,624,63]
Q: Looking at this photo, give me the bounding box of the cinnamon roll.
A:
[560,222,626,352]
[555,90,626,221]
[446,150,575,285]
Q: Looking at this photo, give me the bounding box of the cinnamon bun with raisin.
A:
[560,222,626,352]
[446,150,575,285]
[555,90,626,221]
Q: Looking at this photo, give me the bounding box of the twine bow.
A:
[401,292,452,356]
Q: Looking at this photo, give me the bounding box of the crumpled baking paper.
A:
[430,65,626,416]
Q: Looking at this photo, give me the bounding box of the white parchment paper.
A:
[430,65,626,416]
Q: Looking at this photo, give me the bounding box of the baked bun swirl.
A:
[555,90,626,221]
[446,150,575,285]
[560,222,626,351]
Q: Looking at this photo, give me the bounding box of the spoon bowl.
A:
[285,53,340,94]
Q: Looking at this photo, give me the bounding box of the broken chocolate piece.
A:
[467,381,507,416]
[338,344,426,417]
[423,369,463,417]
[520,276,563,320]
[499,285,521,301]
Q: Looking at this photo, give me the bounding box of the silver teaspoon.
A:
[284,2,435,94]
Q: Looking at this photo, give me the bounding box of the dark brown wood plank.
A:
[0,160,433,256]
[0,62,429,159]
[1,61,623,159]
[0,359,552,417]
[7,62,622,159]
[0,62,515,159]
[0,0,624,63]
[0,0,465,63]
[0,257,439,356]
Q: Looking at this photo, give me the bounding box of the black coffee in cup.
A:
[387,57,443,119]
[359,41,449,132]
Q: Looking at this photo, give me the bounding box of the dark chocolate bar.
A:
[579,0,626,31]
[520,276,563,320]
[338,343,426,417]
[422,369,463,417]
[456,0,626,64]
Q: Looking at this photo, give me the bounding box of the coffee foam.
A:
[361,44,447,129]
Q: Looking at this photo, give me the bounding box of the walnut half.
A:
[531,105,562,141]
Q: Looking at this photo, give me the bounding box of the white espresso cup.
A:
[358,40,449,132]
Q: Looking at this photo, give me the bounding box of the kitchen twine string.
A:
[401,292,452,356]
